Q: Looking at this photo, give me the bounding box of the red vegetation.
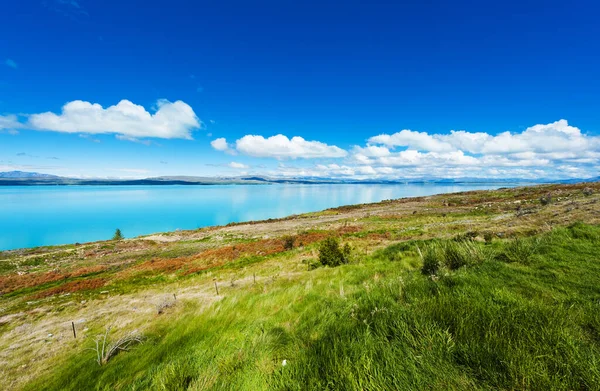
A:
[0,265,108,295]
[33,277,107,298]
[0,271,67,295]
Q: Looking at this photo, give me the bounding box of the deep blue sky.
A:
[1,0,599,179]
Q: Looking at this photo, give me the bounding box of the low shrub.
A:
[282,235,295,250]
[318,237,350,267]
[539,193,552,206]
[483,231,494,243]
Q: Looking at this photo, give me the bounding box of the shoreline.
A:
[2,181,596,254]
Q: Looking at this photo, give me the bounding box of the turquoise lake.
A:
[0,183,525,250]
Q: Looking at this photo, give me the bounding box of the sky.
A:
[1,0,599,180]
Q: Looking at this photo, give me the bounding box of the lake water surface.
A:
[0,183,525,250]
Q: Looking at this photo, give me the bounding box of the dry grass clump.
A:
[91,327,144,366]
[156,296,176,314]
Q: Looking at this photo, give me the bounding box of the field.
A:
[1,182,600,390]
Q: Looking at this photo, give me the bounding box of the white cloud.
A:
[369,129,454,152]
[210,137,229,151]
[235,134,347,159]
[4,59,17,69]
[229,162,249,169]
[0,115,22,130]
[208,120,599,180]
[371,120,598,155]
[28,99,201,139]
[350,120,600,179]
[352,145,391,157]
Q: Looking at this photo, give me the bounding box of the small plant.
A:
[583,187,594,196]
[418,243,441,275]
[483,232,494,244]
[421,240,489,271]
[539,193,552,206]
[112,229,124,241]
[91,327,144,366]
[453,231,478,242]
[282,235,295,250]
[156,296,176,314]
[443,241,471,270]
[318,237,350,267]
[497,237,538,263]
[342,243,352,260]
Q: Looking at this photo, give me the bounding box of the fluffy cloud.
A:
[209,120,599,179]
[369,129,453,152]
[28,99,201,139]
[229,162,249,169]
[370,120,598,155]
[210,138,230,151]
[0,115,22,130]
[212,134,347,159]
[236,135,347,159]
[345,120,600,179]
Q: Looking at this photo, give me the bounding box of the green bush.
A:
[282,235,295,250]
[318,237,350,267]
[112,229,123,241]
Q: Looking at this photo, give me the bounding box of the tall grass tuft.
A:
[419,243,441,275]
[497,237,538,263]
[91,328,144,366]
[420,239,490,274]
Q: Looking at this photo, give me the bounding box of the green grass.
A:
[23,224,600,390]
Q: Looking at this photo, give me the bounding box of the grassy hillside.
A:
[1,183,599,390]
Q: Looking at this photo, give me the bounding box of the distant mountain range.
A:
[0,171,60,179]
[0,171,598,186]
